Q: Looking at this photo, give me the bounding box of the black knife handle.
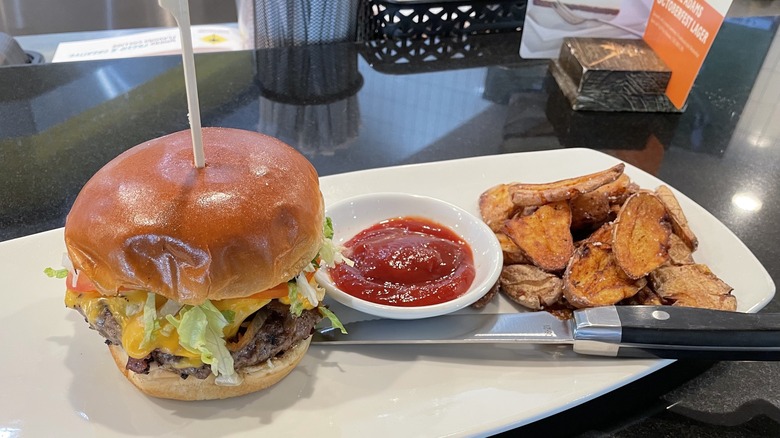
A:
[573,306,780,360]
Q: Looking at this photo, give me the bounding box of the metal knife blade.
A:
[314,311,575,345]
[313,306,780,360]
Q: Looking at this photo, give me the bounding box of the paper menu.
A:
[52,25,241,63]
[520,0,733,110]
[643,0,733,108]
[520,0,654,59]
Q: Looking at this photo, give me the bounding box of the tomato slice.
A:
[248,283,289,300]
[247,272,318,300]
[66,270,98,293]
[65,271,316,298]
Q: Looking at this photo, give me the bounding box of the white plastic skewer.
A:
[158,0,205,168]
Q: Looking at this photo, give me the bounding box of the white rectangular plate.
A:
[0,149,773,437]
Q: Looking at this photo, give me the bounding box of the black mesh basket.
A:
[358,0,527,40]
[357,0,527,74]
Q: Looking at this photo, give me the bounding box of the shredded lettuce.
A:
[44,267,68,279]
[160,322,175,337]
[166,301,242,386]
[296,273,319,306]
[140,292,160,349]
[319,306,347,334]
[158,299,183,318]
[318,236,354,269]
[221,309,236,324]
[317,216,354,269]
[323,216,334,239]
[125,300,144,317]
[287,281,305,317]
[318,238,337,268]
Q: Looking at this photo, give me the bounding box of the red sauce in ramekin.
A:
[329,216,476,307]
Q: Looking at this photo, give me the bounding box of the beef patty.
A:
[77,300,322,379]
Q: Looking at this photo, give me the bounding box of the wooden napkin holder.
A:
[549,37,683,112]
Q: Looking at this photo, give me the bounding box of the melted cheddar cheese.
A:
[211,297,272,338]
[64,289,272,367]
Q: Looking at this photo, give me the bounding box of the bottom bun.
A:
[108,337,312,401]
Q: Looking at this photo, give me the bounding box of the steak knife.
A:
[313,305,780,360]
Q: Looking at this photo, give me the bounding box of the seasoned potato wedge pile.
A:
[477,164,737,317]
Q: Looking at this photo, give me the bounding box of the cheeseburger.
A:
[58,128,344,400]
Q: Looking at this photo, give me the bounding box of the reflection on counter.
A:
[544,74,678,175]
[255,44,363,157]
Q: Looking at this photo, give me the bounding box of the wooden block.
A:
[558,37,671,96]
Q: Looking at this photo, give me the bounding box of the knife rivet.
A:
[652,310,670,320]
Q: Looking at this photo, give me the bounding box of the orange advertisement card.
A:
[643,0,732,109]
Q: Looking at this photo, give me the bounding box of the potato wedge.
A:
[479,184,517,232]
[509,164,625,207]
[569,174,637,235]
[600,173,636,205]
[649,264,736,311]
[471,280,500,309]
[612,192,671,279]
[587,221,615,246]
[499,264,563,310]
[656,185,698,251]
[667,233,695,265]
[570,189,611,233]
[495,232,530,265]
[545,303,575,320]
[563,241,646,308]
[503,201,574,272]
[620,286,665,306]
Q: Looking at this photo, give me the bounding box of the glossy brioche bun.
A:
[64,127,324,304]
[108,338,312,400]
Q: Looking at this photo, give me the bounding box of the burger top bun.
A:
[64,128,324,304]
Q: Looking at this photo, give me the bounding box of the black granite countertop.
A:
[1,14,779,437]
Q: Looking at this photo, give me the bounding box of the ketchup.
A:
[329,216,476,307]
